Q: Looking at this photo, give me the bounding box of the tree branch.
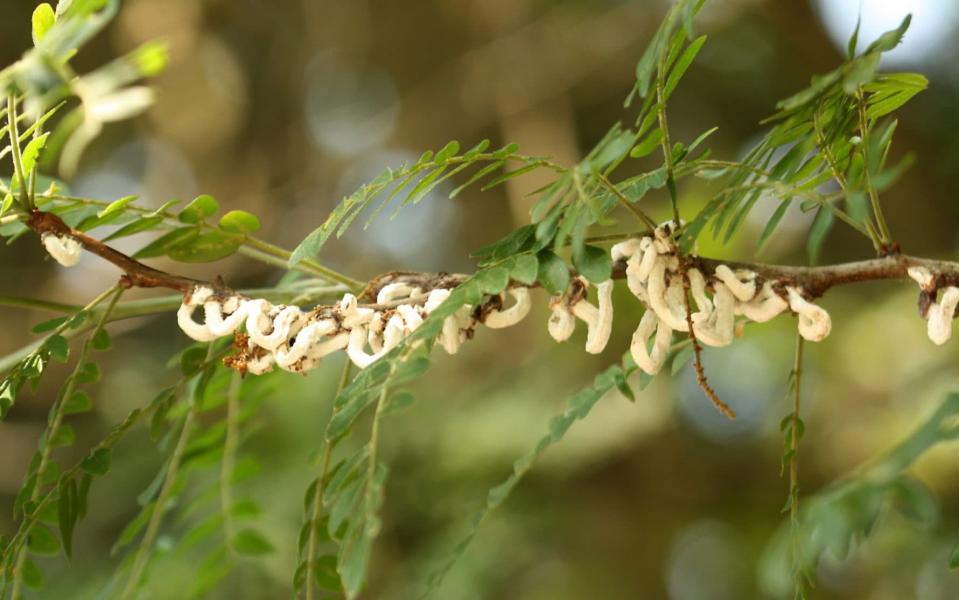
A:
[27,210,202,291]
[22,210,959,316]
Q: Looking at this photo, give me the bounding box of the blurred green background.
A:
[3,0,959,598]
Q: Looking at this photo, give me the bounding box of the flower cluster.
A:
[605,222,831,375]
[177,281,532,374]
[909,266,959,345]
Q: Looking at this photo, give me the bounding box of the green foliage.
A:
[682,15,923,256]
[426,359,637,595]
[288,141,553,267]
[762,392,959,597]
[0,1,952,598]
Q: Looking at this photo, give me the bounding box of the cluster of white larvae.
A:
[546,221,832,376]
[173,221,835,377]
[176,281,535,374]
[908,266,959,345]
[41,233,82,267]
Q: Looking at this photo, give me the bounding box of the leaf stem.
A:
[788,333,806,599]
[120,346,209,599]
[597,174,658,230]
[856,89,892,247]
[10,285,123,600]
[6,95,29,211]
[220,370,242,550]
[304,360,353,600]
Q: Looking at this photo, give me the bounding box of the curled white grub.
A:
[611,238,643,263]
[786,287,832,342]
[177,286,219,342]
[204,298,252,337]
[42,233,82,267]
[424,288,450,313]
[737,281,788,323]
[580,280,614,354]
[693,282,735,347]
[248,305,304,351]
[376,283,422,304]
[422,290,474,355]
[338,294,375,328]
[687,268,712,318]
[713,265,757,303]
[927,287,959,345]
[484,288,531,329]
[647,259,689,332]
[396,304,425,332]
[908,266,935,292]
[547,297,576,342]
[635,238,660,283]
[630,310,672,375]
[275,319,338,370]
[346,326,379,368]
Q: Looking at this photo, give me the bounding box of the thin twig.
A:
[679,266,735,420]
[788,333,806,598]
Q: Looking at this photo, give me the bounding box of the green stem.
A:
[220,371,242,550]
[856,89,892,247]
[0,295,81,313]
[597,174,658,230]
[39,193,363,289]
[10,285,123,600]
[304,360,352,600]
[242,236,363,290]
[6,95,29,211]
[813,104,882,252]
[788,334,806,599]
[654,58,680,225]
[120,361,205,599]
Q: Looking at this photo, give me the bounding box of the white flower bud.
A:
[484,288,532,329]
[41,234,82,267]
[787,287,831,342]
[927,286,959,345]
